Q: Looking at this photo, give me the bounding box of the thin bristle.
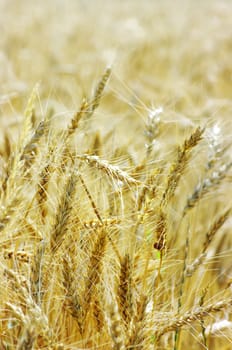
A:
[78,172,103,223]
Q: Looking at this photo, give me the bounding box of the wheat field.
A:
[0,0,232,349]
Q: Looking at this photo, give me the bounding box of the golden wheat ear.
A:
[62,254,83,334]
[11,85,39,176]
[67,98,89,137]
[126,294,148,350]
[36,162,52,224]
[30,240,46,305]
[186,209,231,277]
[77,154,141,187]
[116,253,134,330]
[89,66,111,116]
[155,298,232,341]
[183,162,232,215]
[108,304,126,350]
[4,267,52,348]
[50,171,77,252]
[161,126,204,207]
[92,295,105,333]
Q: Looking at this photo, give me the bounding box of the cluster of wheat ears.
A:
[0,65,231,350]
[1,0,232,348]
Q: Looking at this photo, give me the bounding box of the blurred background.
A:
[0,0,231,129]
